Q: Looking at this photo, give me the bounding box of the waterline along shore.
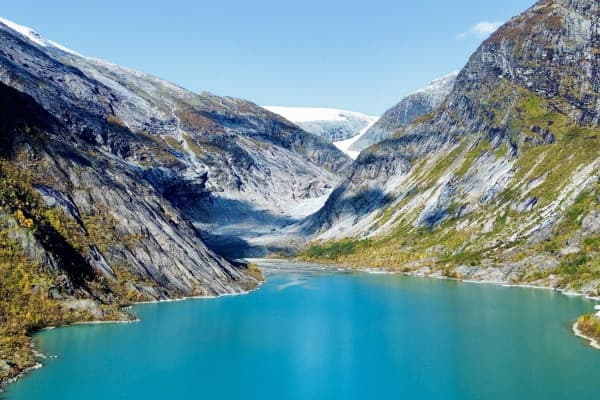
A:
[5,263,600,400]
[0,275,265,391]
[287,257,600,349]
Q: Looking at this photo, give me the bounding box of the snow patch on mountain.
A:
[414,71,460,96]
[0,17,81,56]
[264,106,374,123]
[350,71,458,152]
[332,119,377,159]
[264,106,378,156]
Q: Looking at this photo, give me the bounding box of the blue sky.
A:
[3,0,534,114]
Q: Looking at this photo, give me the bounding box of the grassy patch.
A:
[299,83,600,290]
[577,314,600,344]
[301,239,370,261]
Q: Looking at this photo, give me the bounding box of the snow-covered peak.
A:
[349,71,458,153]
[0,17,80,56]
[264,106,378,158]
[331,118,377,160]
[264,106,376,124]
[414,71,459,95]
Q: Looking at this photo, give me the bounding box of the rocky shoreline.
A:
[573,321,600,350]
[0,312,133,392]
[3,257,599,392]
[0,276,265,393]
[292,256,600,299]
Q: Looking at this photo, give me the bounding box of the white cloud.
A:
[472,21,502,35]
[458,21,503,39]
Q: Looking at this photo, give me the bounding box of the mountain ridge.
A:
[302,0,600,298]
[349,72,458,152]
[0,15,350,384]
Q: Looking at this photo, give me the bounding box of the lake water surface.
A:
[4,261,600,399]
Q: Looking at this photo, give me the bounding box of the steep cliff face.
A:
[305,0,600,295]
[0,79,261,384]
[0,81,252,296]
[349,72,457,152]
[0,18,351,257]
[0,19,350,219]
[0,17,351,383]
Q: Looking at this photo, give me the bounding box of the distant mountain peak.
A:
[412,71,459,96]
[304,0,600,298]
[264,106,378,158]
[264,106,376,124]
[349,72,458,152]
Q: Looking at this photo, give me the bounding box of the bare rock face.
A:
[350,72,457,152]
[307,0,600,288]
[582,210,600,235]
[0,17,351,299]
[0,81,253,299]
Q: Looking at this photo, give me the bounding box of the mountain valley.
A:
[2,0,600,388]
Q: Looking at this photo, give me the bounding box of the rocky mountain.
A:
[303,0,600,296]
[350,72,457,153]
[0,17,351,382]
[0,16,352,257]
[264,106,378,158]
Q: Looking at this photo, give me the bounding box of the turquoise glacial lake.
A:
[4,261,600,399]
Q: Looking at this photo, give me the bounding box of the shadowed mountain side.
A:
[0,81,257,297]
[182,194,330,257]
[0,14,360,311]
[197,231,302,259]
[303,187,395,236]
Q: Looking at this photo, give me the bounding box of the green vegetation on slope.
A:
[0,158,139,384]
[576,314,600,345]
[0,228,93,383]
[300,85,600,295]
[0,159,90,383]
